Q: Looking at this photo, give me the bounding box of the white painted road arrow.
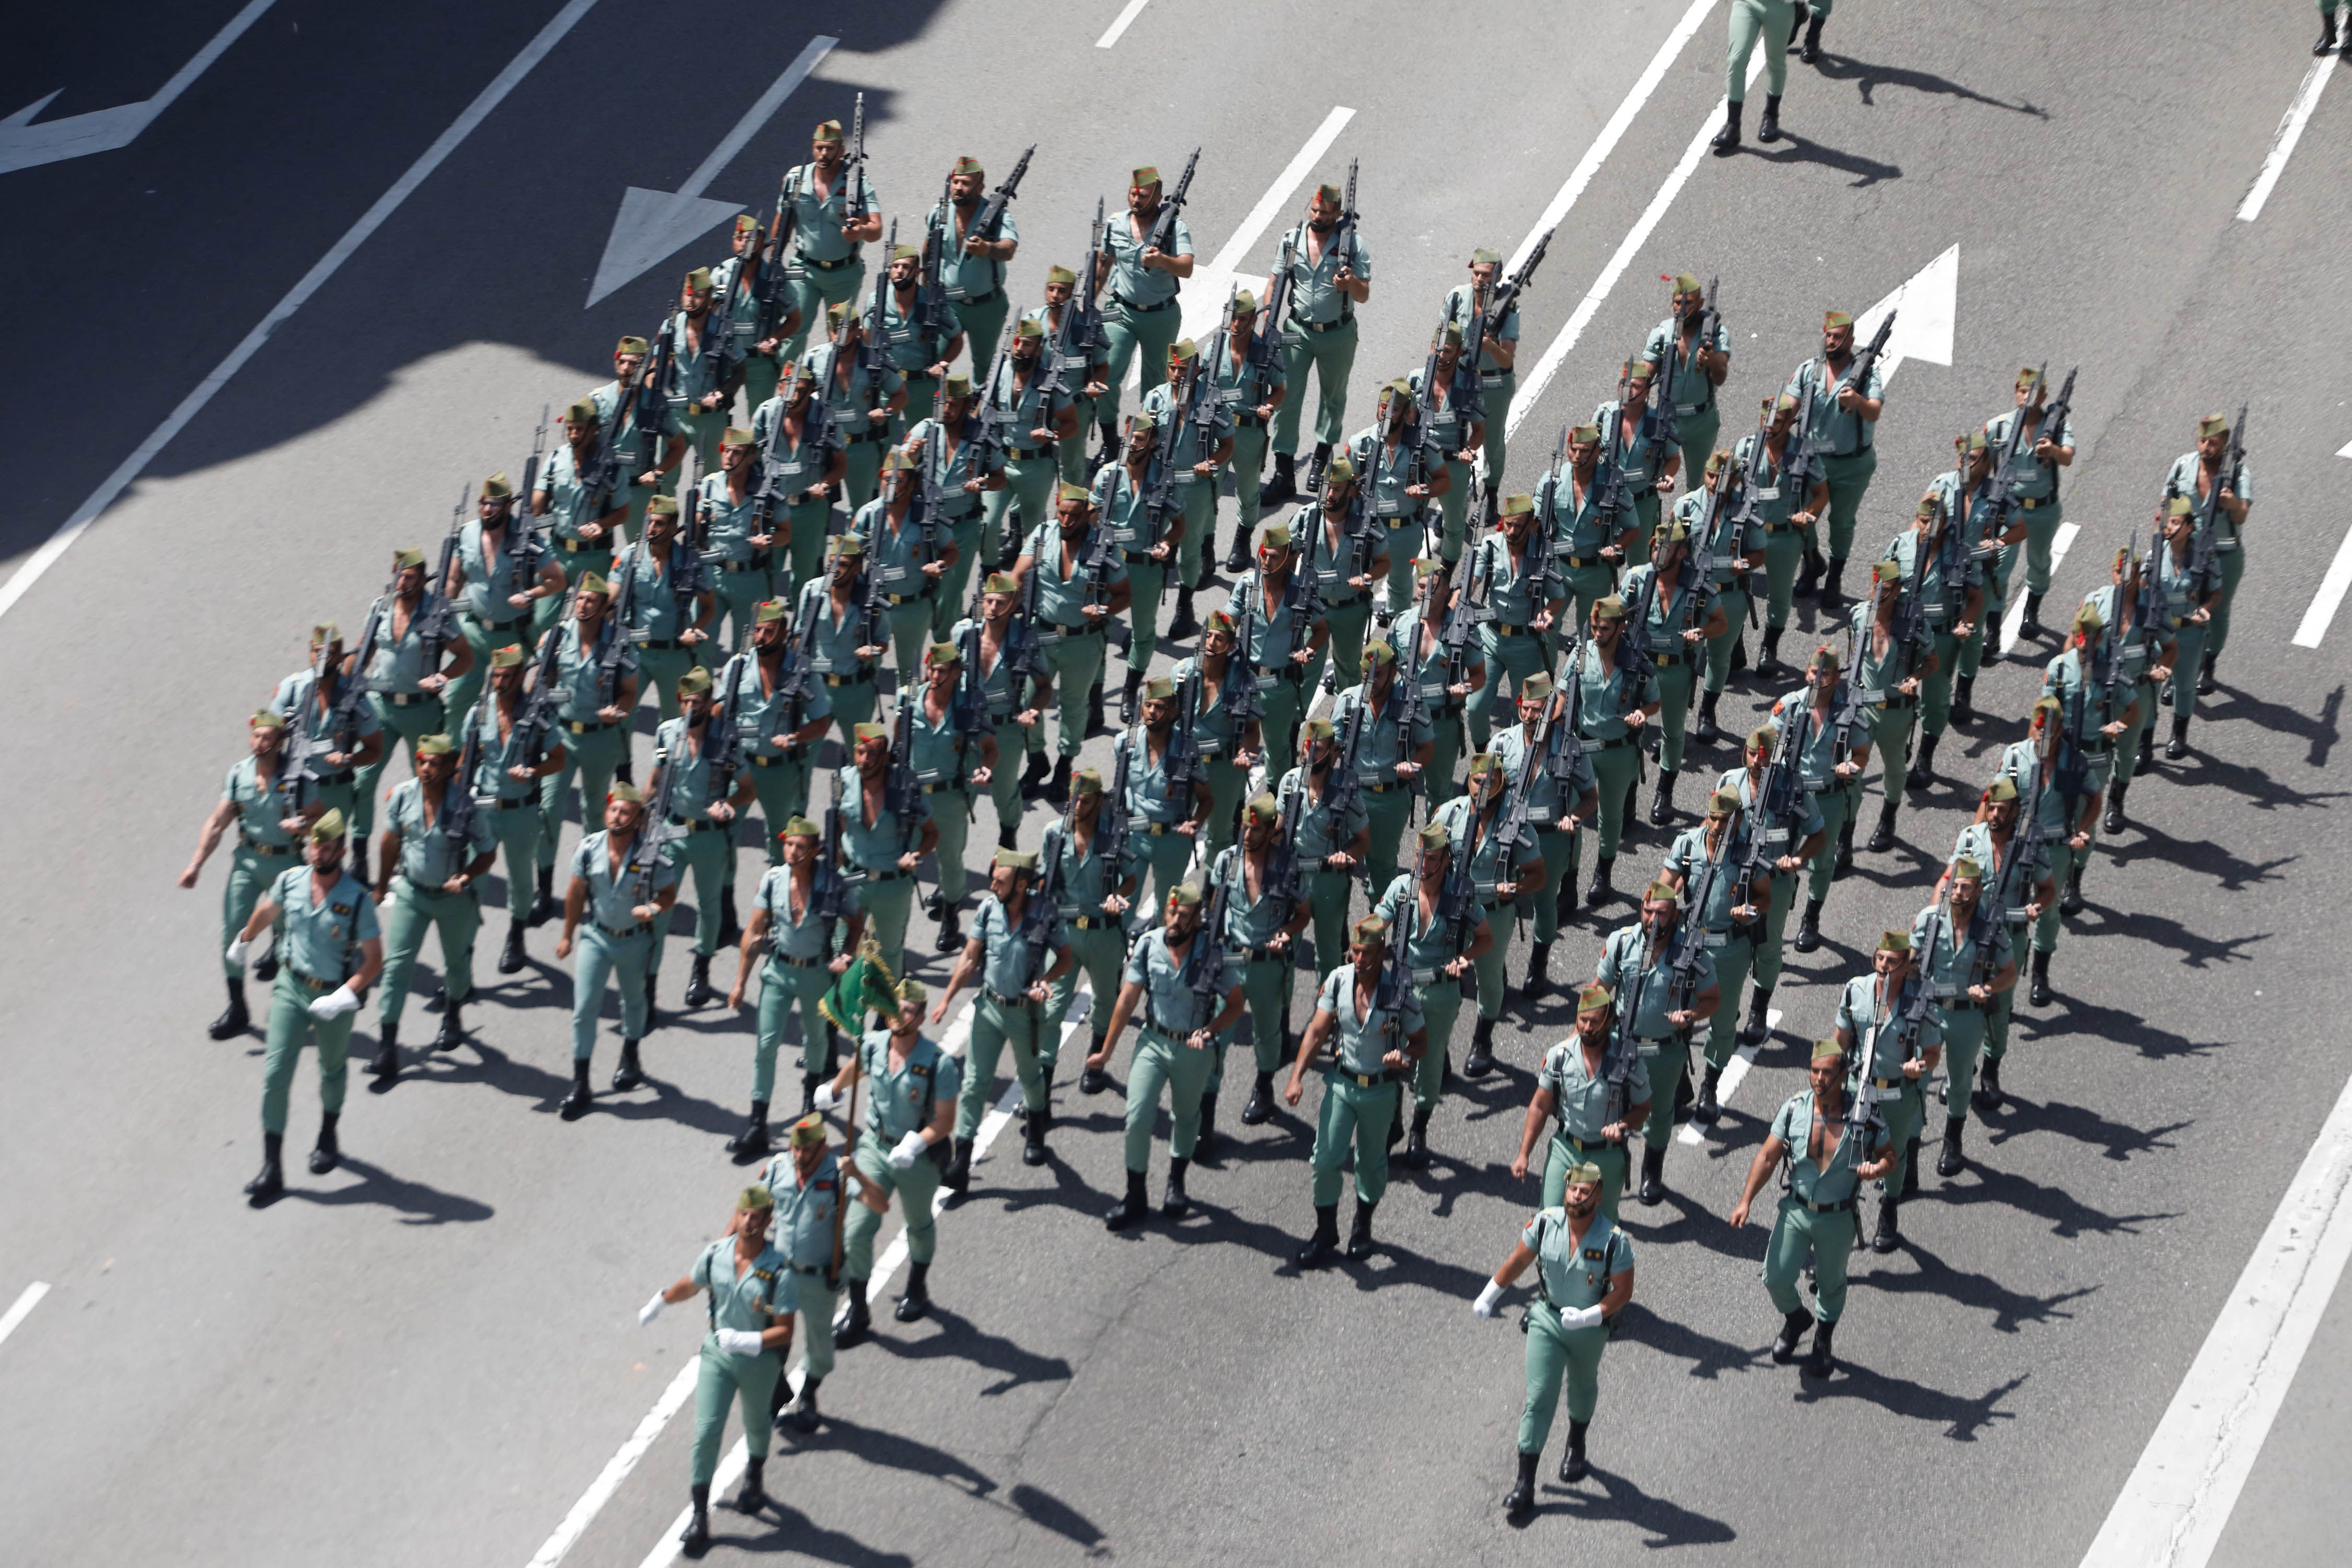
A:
[1854,242,1956,389]
[1,0,278,176]
[584,33,836,307]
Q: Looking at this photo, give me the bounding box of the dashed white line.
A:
[2001,521,2079,654]
[1094,0,1154,49]
[1677,1009,1778,1146]
[2237,14,2343,223]
[2290,441,2352,648]
[0,1281,50,1348]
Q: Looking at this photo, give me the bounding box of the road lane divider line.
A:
[2291,441,2352,648]
[1096,0,1154,49]
[1676,1009,1778,1146]
[2000,521,2079,655]
[0,1281,50,1348]
[2237,19,2342,223]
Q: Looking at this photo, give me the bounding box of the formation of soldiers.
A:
[178,114,2252,1542]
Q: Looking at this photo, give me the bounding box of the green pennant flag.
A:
[818,938,902,1036]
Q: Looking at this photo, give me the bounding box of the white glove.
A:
[1473,1279,1504,1318]
[1558,1303,1604,1332]
[638,1293,666,1325]
[225,936,249,966]
[887,1130,927,1170]
[714,1328,765,1356]
[308,984,360,1021]
[813,1081,838,1111]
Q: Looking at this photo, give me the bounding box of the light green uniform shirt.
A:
[386,778,495,886]
[1313,964,1424,1076]
[269,864,380,981]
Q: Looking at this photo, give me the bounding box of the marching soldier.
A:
[1231,523,1327,779]
[978,316,1076,573]
[804,302,907,514]
[710,214,797,421]
[1595,880,1721,1207]
[1023,264,1111,488]
[796,535,887,750]
[270,622,385,861]
[662,267,747,473]
[590,336,688,541]
[2153,494,2223,757]
[355,547,476,853]
[553,782,679,1117]
[1727,1039,1895,1379]
[902,375,1004,638]
[1286,916,1427,1266]
[1138,337,1232,632]
[1850,558,1935,855]
[1888,488,1980,790]
[1169,610,1265,854]
[614,495,717,729]
[1534,424,1638,631]
[1463,494,1566,755]
[1931,431,2020,722]
[1657,788,1772,1114]
[1914,860,2015,1179]
[848,447,956,689]
[1349,377,1451,622]
[1592,359,1678,568]
[693,428,781,651]
[1479,1160,1636,1515]
[1261,180,1371,506]
[933,849,1072,1182]
[648,666,755,1013]
[928,155,1019,374]
[1114,676,1214,919]
[2039,603,2141,910]
[1046,768,1145,1083]
[875,241,963,432]
[1440,248,1520,518]
[949,573,1043,848]
[1096,415,1184,712]
[1439,753,1545,1077]
[226,810,385,1203]
[1622,515,1728,826]
[777,116,882,364]
[1512,985,1648,1218]
[1987,367,2078,642]
[527,575,636,925]
[1329,639,1435,894]
[1014,483,1132,802]
[820,976,956,1342]
[1275,726,1374,1020]
[181,710,312,1041]
[1998,697,2103,1008]
[906,640,996,949]
[728,816,864,1143]
[1712,0,1800,152]
[1489,673,1599,997]
[1377,822,1496,1166]
[1733,393,1829,677]
[1391,558,1485,806]
[533,397,626,617]
[1784,310,1886,604]
[441,478,557,729]
[638,1186,793,1553]
[1204,793,1317,1144]
[1943,775,2055,1114]
[1835,930,1942,1252]
[833,721,938,986]
[1298,454,1382,697]
[1779,643,1872,954]
[2162,412,2251,694]
[1096,882,1250,1229]
[721,598,832,869]
[1704,725,1826,1080]
[1212,290,1286,571]
[759,1115,844,1434]
[1644,274,1732,486]
[1405,326,1484,583]
[1682,452,1765,746]
[2081,545,2174,836]
[1096,164,1196,450]
[1568,595,1660,905]
[747,359,849,592]
[370,733,497,1076]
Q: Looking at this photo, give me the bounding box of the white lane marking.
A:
[2290,441,2352,648]
[1503,0,1722,276]
[1510,48,1766,436]
[2237,14,2343,223]
[1853,243,1957,390]
[2080,1065,2352,1568]
[632,1020,1083,1568]
[2000,521,2079,654]
[0,1281,50,1347]
[0,0,278,175]
[524,999,993,1568]
[0,0,606,625]
[1676,1009,1777,1146]
[1095,0,1154,49]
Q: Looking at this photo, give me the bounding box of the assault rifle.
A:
[442,717,484,852]
[502,590,572,775]
[622,758,681,912]
[856,218,896,387]
[421,487,467,664]
[2188,403,2246,592]
[511,407,552,592]
[1145,149,1200,267]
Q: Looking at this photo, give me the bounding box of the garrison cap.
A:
[1056,480,1093,506]
[1363,639,1397,668]
[1985,775,2019,802]
[791,359,818,382]
[952,155,984,177]
[2198,412,2230,438]
[2074,604,2105,633]
[1666,272,1703,295]
[1823,310,1854,330]
[828,533,863,557]
[1592,595,1628,622]
[683,267,714,292]
[827,302,851,326]
[1167,337,1200,362]
[1232,288,1258,313]
[1955,429,1989,454]
[1623,358,1657,384]
[983,571,1019,594]
[1316,181,1343,203]
[566,397,598,423]
[941,374,972,399]
[1131,165,1161,186]
[416,733,455,757]
[1771,391,1800,413]
[1749,723,1780,751]
[1303,716,1336,742]
[1704,449,1733,477]
[1072,767,1105,796]
[755,598,789,623]
[1127,410,1161,433]
[1382,376,1413,400]
[1433,321,1465,349]
[779,815,820,839]
[616,335,649,356]
[1467,751,1501,777]
[722,426,756,447]
[1877,929,1911,953]
[312,621,342,644]
[1419,821,1452,850]
[676,665,712,697]
[2033,693,2064,723]
[738,1184,774,1211]
[1564,1161,1606,1187]
[733,214,758,236]
[1204,609,1237,636]
[1323,453,1358,482]
[1045,264,1077,285]
[994,848,1039,872]
[926,640,962,666]
[250,708,287,730]
[480,471,514,500]
[2165,494,2195,516]
[1952,855,1985,880]
[788,1113,827,1148]
[1811,642,1842,668]
[1518,672,1555,701]
[1501,492,1537,518]
[1577,983,1613,1014]
[1168,881,1204,907]
[1244,792,1279,824]
[1352,915,1389,943]
[1144,674,1177,700]
[1872,559,1904,583]
[1259,522,1294,551]
[392,546,426,569]
[607,781,643,806]
[1915,493,1943,521]
[852,721,888,744]
[2015,366,2044,390]
[1471,247,1503,267]
[578,571,612,595]
[646,493,681,517]
[891,244,919,263]
[310,809,346,841]
[1643,879,1681,907]
[812,120,844,144]
[1707,788,1741,815]
[1655,518,1690,544]
[1413,556,1446,579]
[881,446,917,473]
[1569,423,1601,445]
[1812,1037,1846,1062]
[895,977,928,1005]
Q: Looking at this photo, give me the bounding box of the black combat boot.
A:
[1771,1307,1813,1363]
[836,1279,873,1347]
[1709,99,1743,155]
[1693,1064,1723,1125]
[497,920,527,974]
[1647,770,1677,827]
[1738,985,1774,1046]
[1195,1092,1221,1161]
[2322,10,2342,52]
[1694,690,1722,745]
[1794,896,1825,952]
[1166,589,1202,641]
[209,977,250,1041]
[527,866,557,926]
[1120,668,1143,725]
[799,1071,822,1116]
[1464,1016,1498,1077]
[2061,859,2086,916]
[684,954,716,1008]
[1505,1449,1539,1517]
[1086,680,1106,736]
[1556,864,1579,923]
[682,1485,712,1558]
[1587,852,1616,906]
[1193,553,1216,593]
[716,887,742,950]
[1801,8,1826,63]
[894,1260,931,1322]
[308,1112,341,1176]
[1819,557,1846,607]
[613,1037,645,1091]
[1937,1115,1966,1177]
[1796,545,1824,599]
[2197,650,2216,696]
[2166,713,2190,760]
[1906,732,1940,789]
[728,1101,771,1158]
[1259,451,1298,508]
[935,905,962,953]
[1524,940,1552,998]
[1044,756,1073,805]
[728,1455,771,1515]
[1865,799,1899,853]
[370,1021,400,1082]
[1106,1168,1150,1231]
[2103,774,2128,834]
[1804,1319,1837,1378]
[1401,1106,1433,1168]
[1019,750,1052,800]
[1022,1108,1050,1166]
[1294,1204,1340,1267]
[434,1001,466,1052]
[1163,1155,1192,1218]
[1223,524,1254,573]
[2029,949,2053,1007]
[1757,93,1782,143]
[1835,814,1855,876]
[782,1374,822,1434]
[1951,675,1976,727]
[560,1058,593,1119]
[1975,1055,2005,1113]
[1561,1419,1591,1482]
[1080,1038,1113,1097]
[998,819,1019,850]
[1241,1070,1275,1123]
[941,1136,973,1195]
[2020,591,2046,637]
[1871,1193,1901,1253]
[244,1133,284,1203]
[1345,1197,1378,1260]
[1638,1145,1666,1206]
[1756,627,1788,678]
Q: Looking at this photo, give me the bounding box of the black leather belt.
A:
[491,797,535,810]
[849,431,890,445]
[884,589,935,606]
[239,834,296,856]
[641,638,690,650]
[719,560,766,574]
[382,692,442,708]
[558,537,610,555]
[598,920,653,937]
[289,968,340,992]
[1050,621,1103,637]
[751,754,799,768]
[1113,293,1175,314]
[823,673,870,687]
[313,769,355,786]
[776,954,825,969]
[564,719,616,733]
[795,251,856,272]
[984,987,1033,1008]
[466,613,527,632]
[954,289,1003,308]
[861,867,909,883]
[668,814,724,833]
[1071,916,1116,930]
[1289,315,1351,335]
[1330,1067,1402,1088]
[1797,1196,1856,1214]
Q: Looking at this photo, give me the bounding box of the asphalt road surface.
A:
[4,3,2350,1565]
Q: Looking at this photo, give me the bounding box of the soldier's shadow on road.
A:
[858,1305,1073,1399]
[1798,1363,2028,1442]
[279,1156,493,1225]
[1519,1468,1737,1546]
[784,1414,1108,1553]
[1936,1162,2178,1242]
[2099,832,2293,895]
[1735,132,1902,190]
[2069,909,2267,974]
[2203,681,2342,771]
[1814,51,2049,119]
[414,1035,746,1138]
[1622,1304,1773,1385]
[710,1501,913,1566]
[1987,1096,2192,1165]
[1852,1235,2097,1336]
[2016,994,2218,1063]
